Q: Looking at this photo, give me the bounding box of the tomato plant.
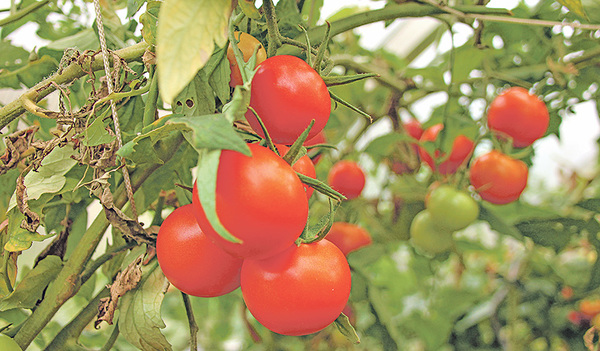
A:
[276,144,316,199]
[325,222,372,256]
[226,31,267,87]
[410,210,454,255]
[425,185,479,231]
[240,239,351,336]
[192,143,309,259]
[418,123,474,175]
[156,204,243,297]
[327,160,365,200]
[304,131,327,165]
[245,55,331,144]
[469,150,529,205]
[487,87,550,148]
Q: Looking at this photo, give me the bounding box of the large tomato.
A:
[418,124,474,175]
[425,185,479,231]
[469,150,528,205]
[192,143,309,259]
[327,160,366,200]
[487,87,549,148]
[410,210,454,255]
[276,144,316,199]
[245,55,331,144]
[240,239,351,336]
[326,222,372,256]
[226,31,267,87]
[156,204,243,297]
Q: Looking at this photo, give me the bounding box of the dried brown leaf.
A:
[0,126,39,174]
[584,327,599,351]
[16,171,40,232]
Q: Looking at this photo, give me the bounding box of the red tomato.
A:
[245,55,331,144]
[487,87,549,148]
[469,150,528,205]
[276,144,316,199]
[326,222,372,256]
[580,299,600,319]
[418,124,474,175]
[240,239,351,336]
[226,31,267,87]
[404,119,424,140]
[192,143,309,259]
[156,204,243,297]
[327,160,366,200]
[304,131,327,165]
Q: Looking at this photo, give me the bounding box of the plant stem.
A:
[80,241,138,285]
[0,0,50,27]
[12,133,184,350]
[142,66,159,127]
[100,324,120,351]
[181,292,199,351]
[0,41,150,130]
[262,0,283,57]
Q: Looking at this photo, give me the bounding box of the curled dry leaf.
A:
[16,171,40,233]
[0,126,39,175]
[96,256,144,328]
[100,186,155,245]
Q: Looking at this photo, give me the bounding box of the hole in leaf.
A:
[186,99,194,108]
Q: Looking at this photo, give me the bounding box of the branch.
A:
[0,0,50,27]
[0,41,150,130]
[12,132,185,350]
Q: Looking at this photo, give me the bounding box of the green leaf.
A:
[364,133,412,162]
[45,29,99,51]
[83,117,116,147]
[117,122,189,164]
[195,150,241,243]
[0,255,63,311]
[515,218,582,251]
[0,55,58,89]
[119,262,172,351]
[0,40,30,71]
[172,69,216,116]
[140,1,161,46]
[156,0,232,104]
[169,115,251,155]
[127,0,147,17]
[4,207,51,252]
[452,46,486,82]
[301,0,324,27]
[239,0,261,20]
[557,0,587,18]
[205,47,231,105]
[334,312,360,344]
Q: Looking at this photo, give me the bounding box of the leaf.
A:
[0,55,58,89]
[117,122,189,164]
[119,262,172,351]
[515,218,582,251]
[556,0,587,18]
[239,0,261,19]
[169,115,251,155]
[4,207,51,252]
[140,1,161,46]
[195,150,241,243]
[0,255,63,311]
[127,0,147,17]
[172,69,216,116]
[205,47,231,105]
[97,256,143,327]
[156,0,232,104]
[452,46,486,82]
[334,312,361,344]
[83,117,116,147]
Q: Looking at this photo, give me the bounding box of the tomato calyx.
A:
[334,312,361,344]
[297,198,342,245]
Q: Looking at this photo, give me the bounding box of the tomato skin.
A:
[418,124,474,175]
[192,143,309,259]
[326,222,372,256]
[240,239,351,336]
[156,204,243,297]
[276,144,316,199]
[327,160,365,200]
[245,55,331,144]
[304,131,327,165]
[404,119,424,140]
[410,210,454,255]
[469,150,528,205]
[425,185,479,231]
[226,32,267,87]
[487,87,549,148]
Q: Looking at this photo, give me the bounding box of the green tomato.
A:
[409,210,454,255]
[426,185,479,231]
[0,334,22,351]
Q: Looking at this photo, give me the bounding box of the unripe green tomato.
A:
[409,210,454,255]
[426,185,479,231]
[0,334,22,351]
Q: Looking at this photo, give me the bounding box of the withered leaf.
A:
[16,171,40,232]
[0,126,39,175]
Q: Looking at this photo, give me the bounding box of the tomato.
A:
[580,299,600,319]
[469,150,528,205]
[304,131,327,165]
[192,143,309,259]
[404,119,424,140]
[245,55,331,144]
[326,222,372,256]
[226,31,267,87]
[156,204,243,297]
[327,160,365,200]
[409,210,454,255]
[487,87,549,148]
[0,334,21,351]
[240,239,351,336]
[276,144,316,199]
[425,185,479,231]
[418,124,474,175]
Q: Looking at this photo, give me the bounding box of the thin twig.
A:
[181,292,199,351]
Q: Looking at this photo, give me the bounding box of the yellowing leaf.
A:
[557,0,587,18]
[156,0,232,104]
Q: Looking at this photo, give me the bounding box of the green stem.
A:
[0,0,50,27]
[12,133,184,350]
[142,66,159,127]
[44,287,110,350]
[0,41,150,130]
[100,324,120,351]
[80,241,138,284]
[181,292,199,351]
[150,193,166,227]
[262,0,283,57]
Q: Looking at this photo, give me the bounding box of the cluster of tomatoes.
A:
[406,87,549,254]
[156,31,373,336]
